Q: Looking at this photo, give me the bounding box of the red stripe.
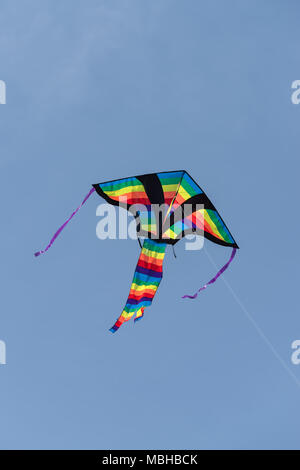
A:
[109,192,151,205]
[138,259,163,272]
[139,253,164,267]
[128,290,156,301]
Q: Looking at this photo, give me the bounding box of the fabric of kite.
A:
[93,171,238,248]
[35,170,239,333]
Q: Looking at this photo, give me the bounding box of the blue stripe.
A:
[135,266,162,278]
[126,297,153,306]
[157,170,184,180]
[182,173,202,194]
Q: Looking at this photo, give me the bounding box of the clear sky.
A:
[0,0,300,450]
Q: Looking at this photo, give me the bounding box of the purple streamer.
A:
[182,248,237,299]
[34,187,95,257]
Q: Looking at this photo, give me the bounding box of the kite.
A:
[35,170,239,332]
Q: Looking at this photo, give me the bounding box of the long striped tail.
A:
[110,239,167,333]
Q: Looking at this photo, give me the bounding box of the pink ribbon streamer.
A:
[34,187,95,257]
[182,248,237,299]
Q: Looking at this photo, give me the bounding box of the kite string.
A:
[34,187,95,257]
[182,247,237,299]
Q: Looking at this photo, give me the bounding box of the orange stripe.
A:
[129,289,157,300]
[139,253,164,267]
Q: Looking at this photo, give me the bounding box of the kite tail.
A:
[182,248,237,299]
[110,239,167,333]
[34,187,95,257]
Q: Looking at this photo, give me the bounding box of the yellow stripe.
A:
[177,186,191,201]
[131,283,158,292]
[105,185,145,197]
[141,248,165,260]
[162,228,176,239]
[201,210,223,240]
[135,308,144,320]
[120,310,135,320]
[162,183,178,193]
[140,223,157,231]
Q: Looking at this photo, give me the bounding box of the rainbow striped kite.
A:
[35,170,239,333]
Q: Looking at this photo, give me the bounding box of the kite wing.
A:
[159,171,239,248]
[93,171,238,248]
[93,174,163,240]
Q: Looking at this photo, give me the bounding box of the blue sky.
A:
[0,0,300,449]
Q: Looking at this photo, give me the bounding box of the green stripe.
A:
[132,277,160,287]
[159,176,181,186]
[181,177,199,197]
[143,239,167,253]
[100,178,141,192]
